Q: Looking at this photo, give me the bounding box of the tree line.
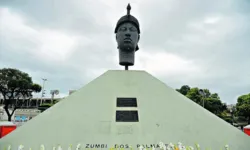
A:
[176,85,250,125]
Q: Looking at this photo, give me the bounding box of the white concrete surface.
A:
[0,70,249,149]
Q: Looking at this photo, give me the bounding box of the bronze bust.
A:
[115,4,140,70]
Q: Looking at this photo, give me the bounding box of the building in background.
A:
[0,97,64,127]
[227,104,236,111]
[69,90,76,95]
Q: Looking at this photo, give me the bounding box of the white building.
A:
[227,104,236,112]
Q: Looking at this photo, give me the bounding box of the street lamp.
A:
[50,90,59,104]
[40,78,47,106]
[198,89,206,108]
[230,107,235,125]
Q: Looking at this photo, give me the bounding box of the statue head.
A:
[116,22,140,52]
[114,4,141,68]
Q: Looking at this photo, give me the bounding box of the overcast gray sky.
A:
[0,0,249,104]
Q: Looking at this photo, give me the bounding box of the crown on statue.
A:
[114,3,140,34]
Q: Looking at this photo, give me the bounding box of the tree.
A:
[0,68,42,121]
[205,98,227,115]
[176,85,190,95]
[236,93,250,124]
[185,87,202,104]
[177,85,227,117]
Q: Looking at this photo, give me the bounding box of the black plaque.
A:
[116,111,139,122]
[117,98,137,107]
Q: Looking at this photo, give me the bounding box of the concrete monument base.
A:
[0,70,249,149]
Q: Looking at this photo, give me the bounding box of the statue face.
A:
[116,22,140,51]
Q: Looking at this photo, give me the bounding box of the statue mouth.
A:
[124,38,132,42]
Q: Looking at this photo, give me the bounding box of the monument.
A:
[0,4,250,150]
[115,4,140,70]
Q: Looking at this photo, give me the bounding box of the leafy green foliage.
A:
[177,85,250,125]
[0,68,42,121]
[176,85,190,95]
[185,88,201,104]
[176,85,227,120]
[236,93,250,124]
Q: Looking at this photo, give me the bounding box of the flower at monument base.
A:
[40,144,45,150]
[151,146,156,150]
[166,147,171,150]
[179,146,186,150]
[166,144,173,150]
[168,143,174,149]
[194,144,200,150]
[225,144,229,150]
[68,144,73,150]
[186,146,194,150]
[7,145,11,150]
[177,142,186,150]
[76,144,81,150]
[52,146,56,150]
[57,145,62,150]
[138,145,145,150]
[159,141,166,150]
[177,142,182,146]
[18,144,24,150]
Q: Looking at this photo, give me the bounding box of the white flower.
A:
[68,144,72,150]
[76,144,81,150]
[176,142,186,150]
[52,146,56,150]
[159,142,166,150]
[168,143,174,148]
[188,146,194,150]
[166,145,172,150]
[177,142,182,149]
[57,145,62,150]
[139,145,145,150]
[177,142,182,146]
[159,142,163,148]
[18,145,24,150]
[225,145,229,150]
[152,146,155,150]
[40,144,45,150]
[7,145,11,150]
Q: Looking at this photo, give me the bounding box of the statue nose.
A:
[125,33,131,37]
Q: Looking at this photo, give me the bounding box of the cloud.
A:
[134,50,201,77]
[0,0,250,104]
[0,8,83,62]
[0,7,86,97]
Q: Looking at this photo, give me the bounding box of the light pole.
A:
[230,106,235,125]
[40,78,47,106]
[50,90,59,104]
[230,109,233,125]
[198,89,206,108]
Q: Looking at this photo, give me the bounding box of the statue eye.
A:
[130,27,137,32]
[119,27,127,31]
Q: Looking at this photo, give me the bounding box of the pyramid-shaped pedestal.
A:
[0,70,249,149]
